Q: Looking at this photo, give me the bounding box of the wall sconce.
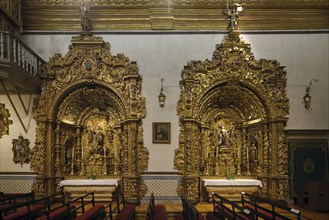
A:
[158,78,166,108]
[302,79,318,110]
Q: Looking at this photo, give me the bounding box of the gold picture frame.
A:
[153,122,171,144]
[0,103,13,138]
[12,135,31,167]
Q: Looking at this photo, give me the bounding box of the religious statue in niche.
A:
[0,103,13,138]
[65,139,73,162]
[247,134,261,174]
[63,136,76,175]
[12,135,30,167]
[248,134,259,164]
[81,117,115,176]
[208,119,238,177]
[218,125,229,147]
[249,142,258,163]
[211,121,234,157]
[89,125,105,154]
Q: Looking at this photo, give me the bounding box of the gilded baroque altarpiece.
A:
[30,33,148,203]
[29,23,289,203]
[174,30,289,201]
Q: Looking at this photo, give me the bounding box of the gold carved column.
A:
[180,119,201,201]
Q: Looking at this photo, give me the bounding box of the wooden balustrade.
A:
[0,31,45,77]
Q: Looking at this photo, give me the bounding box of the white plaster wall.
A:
[0,95,37,171]
[243,34,329,129]
[0,32,327,172]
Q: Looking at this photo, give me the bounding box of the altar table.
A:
[60,179,120,202]
[202,179,262,201]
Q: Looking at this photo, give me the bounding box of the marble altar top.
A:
[60,179,120,187]
[203,179,262,187]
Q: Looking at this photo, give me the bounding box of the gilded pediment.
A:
[178,31,289,121]
[37,34,145,119]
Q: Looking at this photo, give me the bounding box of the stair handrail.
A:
[0,30,46,77]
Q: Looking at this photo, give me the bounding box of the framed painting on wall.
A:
[12,135,30,167]
[153,122,171,144]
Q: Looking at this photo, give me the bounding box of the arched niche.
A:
[31,34,148,203]
[174,31,289,201]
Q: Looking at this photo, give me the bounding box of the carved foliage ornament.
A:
[29,122,46,175]
[198,83,265,123]
[0,103,12,138]
[178,31,289,118]
[57,87,125,125]
[39,35,145,119]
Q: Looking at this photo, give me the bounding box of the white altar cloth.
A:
[60,179,120,187]
[60,179,120,201]
[203,179,262,187]
[202,179,262,201]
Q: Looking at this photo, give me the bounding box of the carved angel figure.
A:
[78,1,92,32]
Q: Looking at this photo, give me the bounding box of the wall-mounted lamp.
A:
[158,78,166,108]
[302,79,318,110]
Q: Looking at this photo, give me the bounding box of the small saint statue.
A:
[223,1,243,31]
[218,125,228,147]
[77,1,92,32]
